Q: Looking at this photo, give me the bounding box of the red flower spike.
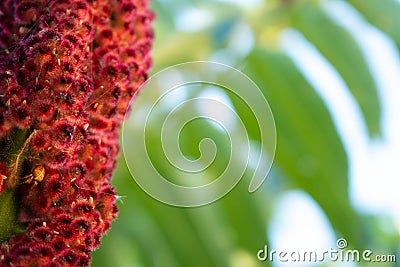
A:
[0,0,153,265]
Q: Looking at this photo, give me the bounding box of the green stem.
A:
[0,128,31,242]
[0,189,23,242]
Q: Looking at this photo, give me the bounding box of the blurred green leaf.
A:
[348,0,400,49]
[245,49,366,247]
[177,115,272,266]
[291,2,381,137]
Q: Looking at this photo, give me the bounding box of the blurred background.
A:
[93,0,400,266]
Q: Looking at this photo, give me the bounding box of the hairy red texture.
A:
[0,0,153,265]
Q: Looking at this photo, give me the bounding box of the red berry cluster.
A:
[0,0,153,265]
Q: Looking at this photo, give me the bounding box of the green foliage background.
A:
[93,0,400,266]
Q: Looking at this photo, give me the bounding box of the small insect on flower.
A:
[21,165,45,187]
